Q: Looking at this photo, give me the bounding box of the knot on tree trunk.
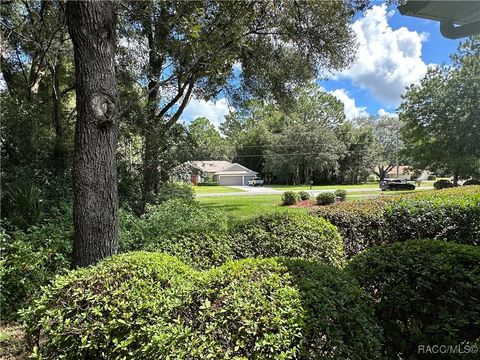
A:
[90,93,116,128]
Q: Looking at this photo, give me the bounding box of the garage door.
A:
[219,176,244,186]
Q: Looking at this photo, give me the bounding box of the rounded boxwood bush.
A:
[433,179,453,190]
[145,232,233,270]
[229,213,344,266]
[298,190,311,200]
[22,252,196,359]
[184,258,382,359]
[24,253,382,359]
[316,192,336,206]
[282,191,299,205]
[347,240,480,359]
[334,189,347,201]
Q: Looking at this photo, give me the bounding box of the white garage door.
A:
[219,176,244,186]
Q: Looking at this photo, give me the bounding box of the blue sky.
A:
[181,3,462,126]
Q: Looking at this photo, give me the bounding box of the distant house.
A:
[384,165,412,180]
[182,160,258,186]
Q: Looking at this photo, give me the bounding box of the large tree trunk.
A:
[67,0,119,268]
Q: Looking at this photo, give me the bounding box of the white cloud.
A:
[377,108,398,118]
[329,88,368,120]
[181,97,233,128]
[338,5,428,106]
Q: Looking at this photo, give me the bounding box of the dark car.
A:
[379,178,416,191]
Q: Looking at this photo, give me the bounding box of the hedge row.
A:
[2,204,343,320]
[123,208,345,269]
[24,240,480,359]
[314,186,480,257]
[347,240,480,359]
[23,253,382,359]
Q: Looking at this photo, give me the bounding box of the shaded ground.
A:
[0,324,28,360]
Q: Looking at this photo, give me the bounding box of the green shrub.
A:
[334,189,347,201]
[316,192,336,205]
[298,191,311,200]
[314,199,390,257]
[197,181,219,186]
[314,187,480,256]
[156,181,195,204]
[24,253,382,359]
[386,194,480,246]
[22,252,196,359]
[367,174,377,183]
[0,206,73,320]
[433,179,453,189]
[229,213,344,267]
[119,199,228,252]
[145,232,233,270]
[282,191,299,205]
[464,179,480,186]
[347,240,480,359]
[427,175,436,180]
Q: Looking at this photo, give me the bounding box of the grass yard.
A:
[198,194,308,222]
[268,183,377,191]
[198,189,431,222]
[192,185,244,194]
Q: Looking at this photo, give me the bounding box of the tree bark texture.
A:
[67,0,119,268]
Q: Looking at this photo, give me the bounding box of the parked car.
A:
[379,178,416,191]
[248,177,264,186]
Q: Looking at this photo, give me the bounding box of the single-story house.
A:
[183,160,258,186]
[384,166,411,180]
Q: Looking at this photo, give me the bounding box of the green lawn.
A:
[198,194,307,222]
[268,183,378,191]
[198,189,431,222]
[192,186,244,194]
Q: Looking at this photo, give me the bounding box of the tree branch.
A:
[164,80,194,129]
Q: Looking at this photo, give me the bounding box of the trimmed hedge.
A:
[282,191,299,205]
[23,253,382,359]
[314,187,480,257]
[313,199,389,257]
[145,232,233,270]
[433,179,453,190]
[334,189,347,201]
[464,179,480,186]
[316,192,336,205]
[197,181,219,186]
[22,252,196,359]
[347,240,480,359]
[229,213,344,267]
